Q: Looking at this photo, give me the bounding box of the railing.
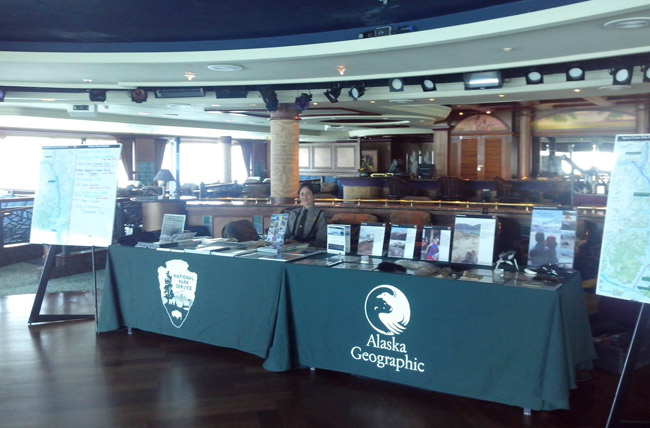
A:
[1,196,142,249]
[186,196,607,216]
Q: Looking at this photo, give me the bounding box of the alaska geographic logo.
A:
[364,285,410,336]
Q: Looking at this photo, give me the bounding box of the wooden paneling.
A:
[484,137,504,179]
[460,138,478,179]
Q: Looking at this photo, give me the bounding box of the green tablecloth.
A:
[284,264,596,411]
[97,245,291,371]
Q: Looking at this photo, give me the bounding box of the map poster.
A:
[30,144,121,247]
[597,134,650,303]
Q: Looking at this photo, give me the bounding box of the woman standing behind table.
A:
[284,182,328,247]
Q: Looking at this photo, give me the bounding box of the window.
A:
[161,141,249,185]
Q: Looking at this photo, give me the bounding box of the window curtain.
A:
[154,138,168,173]
[239,140,253,178]
[118,137,135,180]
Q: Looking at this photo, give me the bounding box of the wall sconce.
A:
[389,78,404,92]
[525,70,543,85]
[420,78,436,92]
[611,67,633,85]
[324,85,342,103]
[348,83,366,100]
[566,67,585,81]
[129,88,148,103]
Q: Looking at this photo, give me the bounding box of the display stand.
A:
[605,303,650,428]
[28,244,95,324]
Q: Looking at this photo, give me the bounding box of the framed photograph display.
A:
[450,214,497,267]
[420,226,452,262]
[387,224,417,258]
[527,207,577,269]
[357,222,386,257]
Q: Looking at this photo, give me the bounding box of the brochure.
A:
[357,222,386,257]
[420,225,452,262]
[387,224,417,259]
[327,224,351,255]
[450,214,497,267]
[160,214,186,242]
[266,213,289,249]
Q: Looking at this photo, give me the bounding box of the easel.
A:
[28,244,98,325]
[605,302,650,428]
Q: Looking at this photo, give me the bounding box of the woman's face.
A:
[299,186,315,208]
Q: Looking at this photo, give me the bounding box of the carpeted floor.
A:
[0,261,104,296]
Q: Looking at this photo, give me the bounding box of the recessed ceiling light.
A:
[498,94,506,98]
[167,103,192,109]
[312,102,318,105]
[211,104,221,107]
[370,100,376,104]
[428,98,435,101]
[83,79,93,83]
[604,17,650,30]
[486,111,492,114]
[337,66,346,76]
[502,47,513,52]
[207,64,244,72]
[573,88,582,92]
[459,112,464,116]
[164,113,179,117]
[41,98,56,102]
[139,112,149,115]
[185,71,196,81]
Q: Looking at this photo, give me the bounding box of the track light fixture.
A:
[324,85,342,103]
[348,83,366,100]
[0,88,5,102]
[525,70,543,85]
[611,67,633,85]
[259,88,278,112]
[420,78,436,92]
[295,93,312,112]
[129,88,148,103]
[389,78,404,92]
[88,89,107,102]
[215,88,249,98]
[566,66,585,81]
[463,71,502,90]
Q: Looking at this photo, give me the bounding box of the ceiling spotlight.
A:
[129,88,148,103]
[259,88,278,112]
[348,83,366,100]
[295,93,312,112]
[643,66,650,82]
[324,85,342,103]
[0,88,5,102]
[389,78,404,92]
[215,88,249,98]
[463,71,502,90]
[525,70,543,85]
[611,67,633,85]
[420,78,436,92]
[88,89,107,102]
[566,66,585,81]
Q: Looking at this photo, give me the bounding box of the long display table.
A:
[98,245,595,411]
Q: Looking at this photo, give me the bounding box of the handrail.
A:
[184,196,607,215]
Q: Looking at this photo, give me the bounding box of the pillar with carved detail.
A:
[518,108,533,179]
[217,136,232,183]
[270,103,300,204]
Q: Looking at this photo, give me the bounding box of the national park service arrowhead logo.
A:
[157,259,197,328]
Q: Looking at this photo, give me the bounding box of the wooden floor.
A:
[1,292,649,428]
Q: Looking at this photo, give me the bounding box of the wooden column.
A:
[636,103,649,134]
[269,103,300,204]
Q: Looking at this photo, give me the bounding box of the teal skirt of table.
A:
[98,245,595,410]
